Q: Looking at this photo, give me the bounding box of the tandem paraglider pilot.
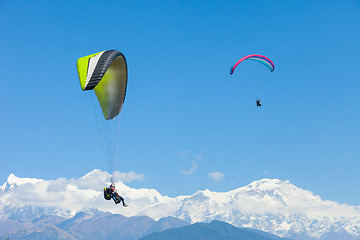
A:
[104,184,127,207]
[256,99,262,107]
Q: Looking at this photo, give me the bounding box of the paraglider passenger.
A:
[104,184,127,207]
[256,99,262,107]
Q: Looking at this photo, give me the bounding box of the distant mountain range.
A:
[1,169,360,240]
[1,212,290,240]
[3,212,188,240]
[141,220,291,240]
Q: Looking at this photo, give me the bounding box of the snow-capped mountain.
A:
[1,169,360,240]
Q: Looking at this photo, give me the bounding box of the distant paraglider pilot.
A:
[104,184,127,207]
[256,99,262,107]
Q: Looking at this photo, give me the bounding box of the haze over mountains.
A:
[140,220,291,240]
[1,169,360,240]
[1,212,291,240]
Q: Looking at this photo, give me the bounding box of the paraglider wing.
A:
[77,50,127,120]
[230,54,275,75]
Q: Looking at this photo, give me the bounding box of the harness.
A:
[104,187,112,200]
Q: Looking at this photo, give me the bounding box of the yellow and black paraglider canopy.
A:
[77,50,127,120]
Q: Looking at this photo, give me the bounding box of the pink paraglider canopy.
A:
[230,54,275,75]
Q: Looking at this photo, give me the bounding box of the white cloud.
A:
[179,150,190,158]
[2,170,360,225]
[208,172,224,182]
[181,162,198,175]
[0,169,149,216]
[113,171,145,183]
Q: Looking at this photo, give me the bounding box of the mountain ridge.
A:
[140,220,291,240]
[1,169,360,239]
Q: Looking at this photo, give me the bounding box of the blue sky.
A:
[1,0,360,205]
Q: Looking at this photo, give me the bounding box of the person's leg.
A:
[112,195,119,204]
[119,195,126,206]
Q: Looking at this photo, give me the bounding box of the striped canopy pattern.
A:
[77,50,127,120]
